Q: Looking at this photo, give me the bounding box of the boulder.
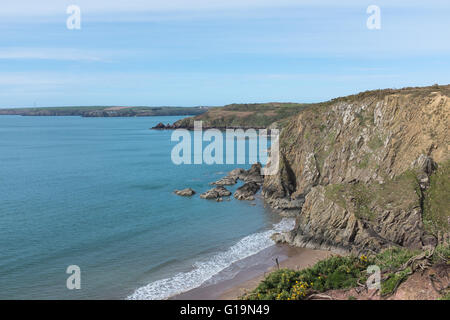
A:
[174,188,196,197]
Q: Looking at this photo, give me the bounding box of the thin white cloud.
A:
[0,48,118,62]
[0,1,307,16]
[0,0,446,17]
[0,73,66,86]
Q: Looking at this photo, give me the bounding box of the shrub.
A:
[243,255,370,300]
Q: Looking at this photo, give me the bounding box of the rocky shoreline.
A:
[174,163,264,201]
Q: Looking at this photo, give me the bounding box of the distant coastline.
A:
[0,106,209,118]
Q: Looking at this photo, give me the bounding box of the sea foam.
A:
[127,218,295,300]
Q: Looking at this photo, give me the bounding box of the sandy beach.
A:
[172,244,333,300]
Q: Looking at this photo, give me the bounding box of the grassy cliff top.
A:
[172,102,310,129]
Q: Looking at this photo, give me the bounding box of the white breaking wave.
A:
[127,218,295,300]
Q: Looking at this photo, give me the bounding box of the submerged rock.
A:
[174,188,196,197]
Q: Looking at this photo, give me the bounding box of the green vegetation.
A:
[243,245,450,300]
[431,243,450,264]
[368,135,384,150]
[380,268,412,296]
[0,106,208,117]
[423,160,450,235]
[324,184,347,208]
[324,182,373,220]
[324,170,421,221]
[355,110,374,127]
[356,154,370,169]
[351,183,373,219]
[372,247,418,269]
[327,131,337,146]
[315,148,331,174]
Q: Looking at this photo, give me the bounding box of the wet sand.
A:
[172,244,333,300]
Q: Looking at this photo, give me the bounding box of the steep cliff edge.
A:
[264,85,450,254]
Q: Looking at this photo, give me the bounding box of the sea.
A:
[0,115,293,299]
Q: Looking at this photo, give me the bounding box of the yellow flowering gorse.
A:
[284,280,310,300]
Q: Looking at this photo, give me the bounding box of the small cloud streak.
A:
[0,48,105,61]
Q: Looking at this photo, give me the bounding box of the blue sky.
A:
[0,0,449,107]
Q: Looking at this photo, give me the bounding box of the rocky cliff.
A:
[264,85,450,254]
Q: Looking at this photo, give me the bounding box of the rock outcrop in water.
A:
[265,85,450,253]
[211,176,238,186]
[204,163,265,201]
[174,188,196,196]
[200,186,232,199]
[227,163,264,185]
[234,182,261,201]
[241,163,265,184]
[152,122,178,130]
[211,163,264,186]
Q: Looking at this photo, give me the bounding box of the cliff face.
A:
[264,85,450,253]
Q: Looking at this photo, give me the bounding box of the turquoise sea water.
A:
[0,115,289,299]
